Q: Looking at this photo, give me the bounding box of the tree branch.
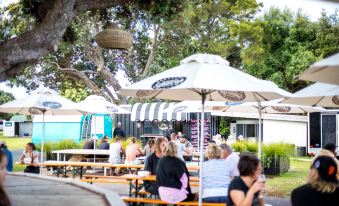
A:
[143,24,161,75]
[0,0,133,81]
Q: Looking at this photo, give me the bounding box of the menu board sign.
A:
[190,119,211,149]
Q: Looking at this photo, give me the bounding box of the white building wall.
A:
[263,120,307,147]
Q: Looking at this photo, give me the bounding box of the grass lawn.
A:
[13,164,26,172]
[0,131,32,150]
[265,157,311,197]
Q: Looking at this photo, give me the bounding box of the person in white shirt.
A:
[20,143,40,174]
[109,136,124,175]
[170,133,188,161]
[220,143,240,177]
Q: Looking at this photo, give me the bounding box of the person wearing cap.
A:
[99,135,110,150]
[316,143,339,179]
[0,141,13,172]
[291,156,339,206]
[113,122,125,138]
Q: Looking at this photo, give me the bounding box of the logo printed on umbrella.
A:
[332,96,339,105]
[28,107,44,115]
[106,106,119,112]
[136,90,158,97]
[271,106,291,112]
[173,106,188,113]
[42,101,62,109]
[152,77,187,89]
[218,91,246,102]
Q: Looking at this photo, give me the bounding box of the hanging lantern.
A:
[95,23,133,50]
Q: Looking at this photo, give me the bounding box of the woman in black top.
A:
[291,156,339,206]
[144,137,166,195]
[156,141,195,203]
[228,153,265,206]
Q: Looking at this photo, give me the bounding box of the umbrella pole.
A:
[40,111,45,174]
[198,94,206,206]
[257,102,262,159]
[197,113,200,155]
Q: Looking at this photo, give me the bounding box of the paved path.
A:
[4,174,124,206]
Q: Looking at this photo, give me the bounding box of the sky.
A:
[1,0,339,99]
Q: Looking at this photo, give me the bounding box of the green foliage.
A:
[0,90,15,120]
[232,140,258,153]
[244,8,339,92]
[262,142,294,168]
[60,82,89,102]
[219,117,231,136]
[36,140,81,153]
[231,140,294,168]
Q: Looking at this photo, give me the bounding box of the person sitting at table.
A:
[170,133,188,161]
[179,134,194,161]
[202,144,231,203]
[220,143,240,178]
[109,136,124,175]
[20,143,40,174]
[83,137,96,149]
[143,139,155,157]
[144,137,167,195]
[156,141,196,203]
[125,137,142,165]
[228,153,265,206]
[99,135,110,150]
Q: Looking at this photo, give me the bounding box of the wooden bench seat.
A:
[121,196,226,206]
[80,179,131,184]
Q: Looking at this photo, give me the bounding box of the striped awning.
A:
[131,102,187,121]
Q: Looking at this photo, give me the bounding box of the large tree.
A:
[0,0,183,81]
[243,8,339,92]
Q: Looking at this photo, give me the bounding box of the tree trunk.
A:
[143,24,160,75]
[0,0,76,81]
[0,0,131,81]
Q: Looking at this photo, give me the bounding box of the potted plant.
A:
[262,142,294,175]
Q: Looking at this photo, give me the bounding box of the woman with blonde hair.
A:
[156,141,195,203]
[202,144,231,203]
[291,156,339,206]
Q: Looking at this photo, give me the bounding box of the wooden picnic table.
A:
[16,161,200,178]
[52,149,111,161]
[90,174,199,197]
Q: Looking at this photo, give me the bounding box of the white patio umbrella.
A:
[76,95,130,159]
[0,88,85,164]
[299,52,339,85]
[76,95,131,115]
[211,100,325,114]
[282,82,339,107]
[120,53,291,206]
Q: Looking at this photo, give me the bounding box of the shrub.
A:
[110,137,143,149]
[232,140,258,153]
[262,142,294,168]
[55,139,82,150]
